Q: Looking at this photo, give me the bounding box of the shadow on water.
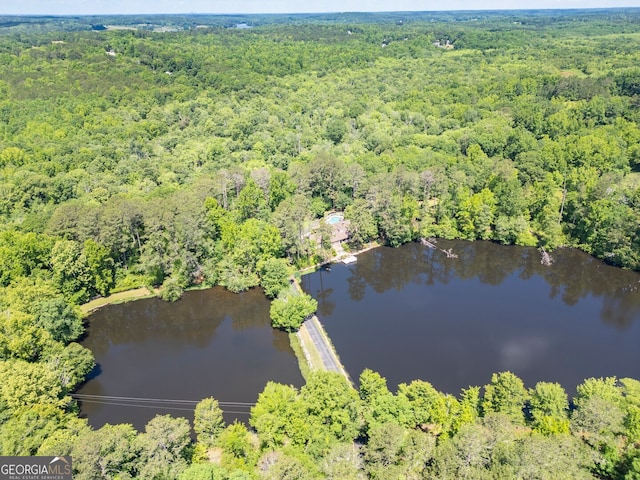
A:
[77,287,303,431]
[82,363,103,382]
[302,240,640,395]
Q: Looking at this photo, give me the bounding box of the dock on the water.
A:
[342,255,357,264]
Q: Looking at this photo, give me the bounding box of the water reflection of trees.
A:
[338,240,640,329]
[83,287,273,356]
[315,268,336,316]
[272,329,293,354]
[600,290,640,329]
[347,272,367,301]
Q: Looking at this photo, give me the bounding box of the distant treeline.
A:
[2,8,640,32]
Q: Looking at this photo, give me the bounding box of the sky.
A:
[1,0,639,16]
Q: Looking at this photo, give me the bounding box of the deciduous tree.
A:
[269,292,317,332]
[194,397,226,448]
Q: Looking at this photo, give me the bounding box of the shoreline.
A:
[298,240,381,276]
[78,241,381,385]
[80,241,383,315]
[80,287,158,316]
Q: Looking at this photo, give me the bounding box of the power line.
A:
[71,393,256,407]
[76,398,251,416]
[75,399,198,412]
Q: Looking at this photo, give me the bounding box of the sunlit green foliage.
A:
[194,397,226,448]
[529,381,570,435]
[482,371,529,424]
[269,291,318,332]
[1,8,640,479]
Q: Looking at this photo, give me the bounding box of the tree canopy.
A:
[1,9,640,479]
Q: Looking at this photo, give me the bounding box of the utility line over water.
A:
[71,393,254,415]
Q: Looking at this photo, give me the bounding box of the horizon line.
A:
[2,6,640,17]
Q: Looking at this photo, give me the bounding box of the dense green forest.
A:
[1,9,640,478]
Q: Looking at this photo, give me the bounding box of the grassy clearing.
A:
[289,332,312,381]
[80,287,156,316]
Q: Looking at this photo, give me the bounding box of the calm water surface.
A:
[301,240,640,395]
[77,287,303,430]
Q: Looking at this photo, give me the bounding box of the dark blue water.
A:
[301,240,640,395]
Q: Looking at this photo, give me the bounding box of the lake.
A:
[77,287,303,430]
[301,240,640,396]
